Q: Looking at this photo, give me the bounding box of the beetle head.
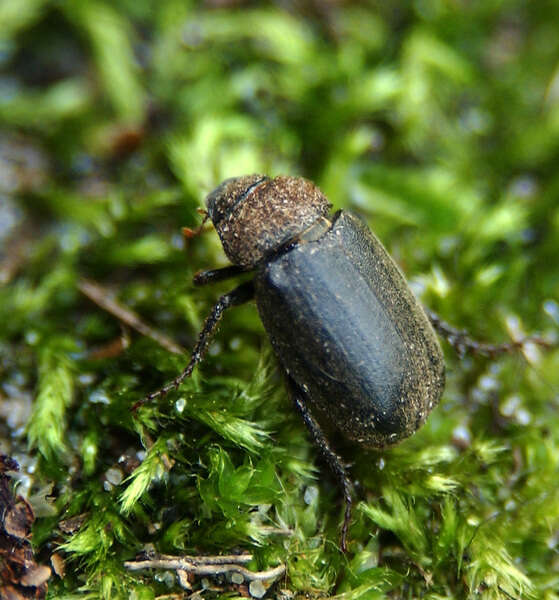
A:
[206,175,332,268]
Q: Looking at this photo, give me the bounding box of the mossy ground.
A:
[1,1,559,598]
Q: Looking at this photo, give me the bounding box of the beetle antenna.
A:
[182,211,210,241]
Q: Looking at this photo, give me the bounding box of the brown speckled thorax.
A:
[206,175,332,268]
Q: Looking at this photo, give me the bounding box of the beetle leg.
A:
[424,308,549,358]
[193,265,248,286]
[287,376,353,553]
[144,281,255,402]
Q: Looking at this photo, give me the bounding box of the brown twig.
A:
[78,278,185,356]
[124,553,285,582]
[0,222,34,285]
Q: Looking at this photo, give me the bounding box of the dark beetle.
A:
[149,175,446,550]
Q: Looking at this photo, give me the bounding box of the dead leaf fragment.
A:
[0,455,51,599]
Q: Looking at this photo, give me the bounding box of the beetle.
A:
[146,175,527,551]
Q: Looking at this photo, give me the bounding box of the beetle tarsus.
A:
[289,377,353,553]
[424,309,548,358]
[143,281,255,404]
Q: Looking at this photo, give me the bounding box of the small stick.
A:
[78,278,185,356]
[153,553,253,565]
[0,223,33,285]
[124,553,285,582]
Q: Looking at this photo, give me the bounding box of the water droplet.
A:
[543,299,559,324]
[89,390,110,404]
[208,341,221,356]
[304,485,319,505]
[500,395,520,417]
[249,580,267,598]
[231,572,244,584]
[452,424,471,449]
[105,467,123,486]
